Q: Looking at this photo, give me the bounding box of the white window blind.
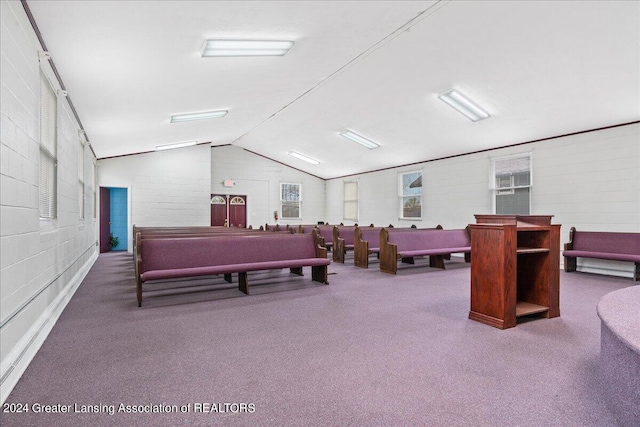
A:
[343,181,358,222]
[280,183,301,219]
[78,135,85,219]
[492,154,531,215]
[39,71,57,219]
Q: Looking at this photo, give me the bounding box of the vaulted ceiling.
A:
[27,0,640,179]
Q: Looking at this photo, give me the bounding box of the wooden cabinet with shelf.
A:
[468,215,560,329]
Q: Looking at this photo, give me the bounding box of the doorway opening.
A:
[100,187,128,253]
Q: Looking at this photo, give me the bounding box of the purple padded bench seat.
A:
[380,227,471,275]
[563,227,640,281]
[136,232,330,306]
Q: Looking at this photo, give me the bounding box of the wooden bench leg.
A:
[401,257,415,264]
[634,263,639,281]
[443,253,451,260]
[429,255,446,269]
[137,278,143,307]
[564,256,577,272]
[464,252,471,263]
[312,265,329,284]
[238,272,249,295]
[224,273,232,283]
[290,267,303,276]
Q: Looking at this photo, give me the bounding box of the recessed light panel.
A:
[201,40,294,57]
[289,151,320,165]
[438,89,490,122]
[170,110,228,123]
[156,140,198,151]
[340,130,380,149]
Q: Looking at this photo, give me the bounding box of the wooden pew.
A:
[136,230,330,306]
[379,227,471,274]
[563,227,640,281]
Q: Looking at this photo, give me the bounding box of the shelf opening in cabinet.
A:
[516,247,550,254]
[515,301,549,317]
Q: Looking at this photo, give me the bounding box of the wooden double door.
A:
[211,194,247,227]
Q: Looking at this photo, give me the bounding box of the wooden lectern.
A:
[468,215,561,329]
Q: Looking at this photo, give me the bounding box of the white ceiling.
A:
[28,0,640,179]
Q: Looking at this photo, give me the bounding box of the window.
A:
[39,71,57,219]
[492,153,531,215]
[399,170,422,219]
[343,181,358,222]
[92,160,97,219]
[78,134,85,219]
[280,183,301,219]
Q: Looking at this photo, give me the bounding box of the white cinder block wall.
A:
[97,143,212,251]
[211,145,326,228]
[326,123,640,277]
[1,0,98,403]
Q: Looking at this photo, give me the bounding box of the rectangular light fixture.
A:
[201,40,294,57]
[340,130,380,149]
[156,140,198,151]
[438,89,490,122]
[170,110,227,123]
[289,151,319,165]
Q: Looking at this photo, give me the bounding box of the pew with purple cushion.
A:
[333,225,361,263]
[354,226,441,269]
[354,226,384,268]
[133,225,268,283]
[313,225,334,252]
[379,227,471,275]
[136,231,330,306]
[563,227,640,281]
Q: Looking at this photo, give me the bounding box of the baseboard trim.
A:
[0,251,98,404]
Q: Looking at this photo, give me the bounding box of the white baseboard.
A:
[0,251,98,404]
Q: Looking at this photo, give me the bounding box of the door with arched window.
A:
[210,194,247,227]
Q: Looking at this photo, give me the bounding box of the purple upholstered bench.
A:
[563,227,640,281]
[354,226,384,268]
[136,232,330,306]
[333,225,360,263]
[314,225,334,252]
[379,227,471,275]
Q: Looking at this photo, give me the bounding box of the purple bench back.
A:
[316,225,334,243]
[388,229,470,251]
[573,232,640,255]
[335,226,358,245]
[141,234,318,273]
[359,227,383,245]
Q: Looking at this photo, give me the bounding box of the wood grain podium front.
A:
[468,215,560,329]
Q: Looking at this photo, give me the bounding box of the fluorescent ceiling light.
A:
[156,140,198,151]
[289,151,320,165]
[438,89,490,122]
[170,110,227,123]
[340,130,380,149]
[201,40,294,57]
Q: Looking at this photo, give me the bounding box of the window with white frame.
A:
[343,181,358,222]
[399,170,422,219]
[280,183,301,219]
[78,134,85,219]
[492,153,532,215]
[92,160,97,219]
[39,71,57,219]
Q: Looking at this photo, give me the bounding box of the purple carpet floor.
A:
[1,251,632,426]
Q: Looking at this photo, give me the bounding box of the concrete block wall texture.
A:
[211,145,327,228]
[97,143,212,251]
[1,0,98,402]
[325,123,640,277]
